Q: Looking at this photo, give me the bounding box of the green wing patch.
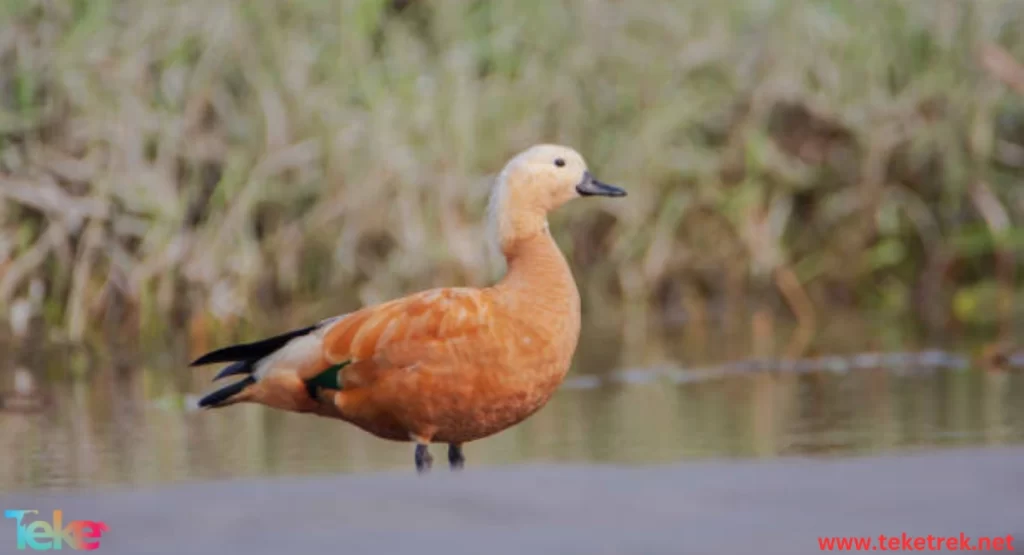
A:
[304,360,350,397]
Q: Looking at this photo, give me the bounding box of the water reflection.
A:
[2,345,1021,493]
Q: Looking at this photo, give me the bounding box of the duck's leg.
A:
[447,443,465,470]
[414,443,433,474]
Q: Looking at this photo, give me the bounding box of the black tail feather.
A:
[213,360,254,381]
[190,325,317,366]
[198,376,256,408]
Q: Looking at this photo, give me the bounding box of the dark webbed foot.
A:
[448,443,465,470]
[415,443,433,474]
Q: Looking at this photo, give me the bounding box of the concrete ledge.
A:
[4,447,1023,555]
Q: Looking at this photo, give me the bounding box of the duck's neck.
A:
[494,229,581,322]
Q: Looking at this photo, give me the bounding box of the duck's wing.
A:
[190,287,496,411]
[314,287,497,384]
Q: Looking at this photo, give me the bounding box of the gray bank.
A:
[5,447,1023,555]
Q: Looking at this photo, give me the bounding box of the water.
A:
[3,334,1022,493]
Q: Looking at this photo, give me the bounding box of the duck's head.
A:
[490,144,625,253]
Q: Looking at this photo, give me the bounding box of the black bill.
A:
[576,171,627,197]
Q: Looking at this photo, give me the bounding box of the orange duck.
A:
[190,144,626,472]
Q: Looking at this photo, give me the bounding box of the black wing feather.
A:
[198,376,256,408]
[190,325,318,366]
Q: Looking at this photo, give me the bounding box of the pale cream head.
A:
[488,144,625,254]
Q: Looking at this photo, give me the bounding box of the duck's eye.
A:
[554,158,566,168]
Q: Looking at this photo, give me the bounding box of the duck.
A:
[189,144,626,473]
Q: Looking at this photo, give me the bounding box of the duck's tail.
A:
[190,325,319,409]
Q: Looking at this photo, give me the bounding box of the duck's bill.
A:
[576,172,627,197]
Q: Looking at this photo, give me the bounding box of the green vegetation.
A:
[2,0,1023,350]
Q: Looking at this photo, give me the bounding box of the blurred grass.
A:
[1,0,1024,349]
